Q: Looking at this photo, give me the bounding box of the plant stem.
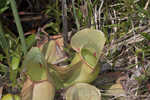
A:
[62,0,68,46]
[0,17,8,50]
[10,0,27,55]
[72,0,80,30]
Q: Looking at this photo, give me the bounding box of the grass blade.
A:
[10,0,27,55]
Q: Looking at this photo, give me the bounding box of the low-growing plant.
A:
[20,28,106,100]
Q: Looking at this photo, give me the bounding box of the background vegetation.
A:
[0,0,150,99]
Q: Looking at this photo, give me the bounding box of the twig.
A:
[94,5,98,29]
[144,0,150,10]
[131,20,139,69]
[98,0,104,29]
